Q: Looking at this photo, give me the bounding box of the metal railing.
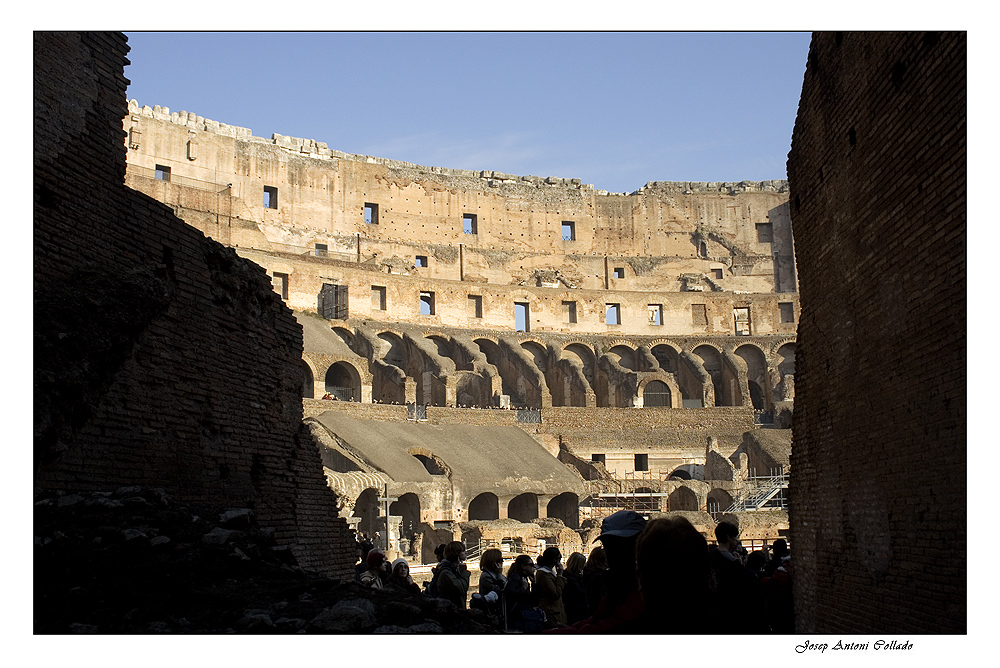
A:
[726,469,789,512]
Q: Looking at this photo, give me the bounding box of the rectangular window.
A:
[591,454,606,465]
[415,255,428,268]
[712,268,724,280]
[272,272,288,299]
[154,164,171,181]
[692,303,708,326]
[613,267,625,279]
[420,291,435,316]
[734,307,751,336]
[606,303,621,325]
[648,304,663,326]
[468,295,483,318]
[364,202,379,225]
[263,185,278,209]
[561,221,576,241]
[515,302,529,332]
[779,302,795,323]
[371,285,386,310]
[563,300,577,324]
[756,223,773,243]
[463,213,478,234]
[314,243,328,257]
[634,454,649,471]
[318,283,348,319]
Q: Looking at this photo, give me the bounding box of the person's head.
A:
[565,552,586,576]
[480,548,504,574]
[585,546,608,570]
[597,510,647,574]
[772,539,788,559]
[444,541,466,563]
[714,521,739,549]
[538,547,562,569]
[434,543,446,561]
[635,516,709,601]
[366,549,387,572]
[391,558,409,579]
[357,540,374,561]
[508,554,535,578]
[746,550,769,574]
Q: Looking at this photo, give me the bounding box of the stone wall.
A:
[34,32,354,579]
[787,31,965,633]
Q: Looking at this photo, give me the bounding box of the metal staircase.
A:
[726,469,789,512]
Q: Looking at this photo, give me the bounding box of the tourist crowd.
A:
[352,511,793,633]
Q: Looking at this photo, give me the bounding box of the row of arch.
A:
[303,326,796,411]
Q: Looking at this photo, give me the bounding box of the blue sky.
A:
[124,32,812,193]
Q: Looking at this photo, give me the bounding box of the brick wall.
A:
[787,31,965,633]
[34,32,353,579]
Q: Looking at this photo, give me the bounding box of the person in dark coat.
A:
[708,521,769,632]
[475,548,507,620]
[581,545,608,615]
[534,547,567,628]
[436,541,470,609]
[562,552,589,624]
[503,554,538,631]
[386,558,422,596]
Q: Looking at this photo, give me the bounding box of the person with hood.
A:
[436,541,471,609]
[360,549,389,589]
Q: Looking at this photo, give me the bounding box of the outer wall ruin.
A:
[787,32,965,633]
[34,32,354,578]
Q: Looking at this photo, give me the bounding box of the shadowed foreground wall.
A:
[34,32,353,578]
[787,32,965,633]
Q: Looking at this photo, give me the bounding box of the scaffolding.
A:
[725,468,789,512]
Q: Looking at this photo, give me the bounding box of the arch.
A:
[508,493,539,523]
[668,466,693,480]
[707,488,733,518]
[474,338,502,367]
[607,344,637,371]
[667,486,698,511]
[300,360,314,399]
[521,341,548,373]
[352,488,380,538]
[650,343,679,373]
[325,361,361,401]
[777,343,796,376]
[694,344,732,406]
[390,492,421,542]
[546,492,579,529]
[377,331,407,368]
[643,379,672,407]
[468,492,499,521]
[332,326,355,348]
[412,454,446,475]
[736,343,771,410]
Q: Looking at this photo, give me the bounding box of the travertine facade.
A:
[122,73,798,558]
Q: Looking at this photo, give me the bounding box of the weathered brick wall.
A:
[787,32,965,633]
[34,32,353,579]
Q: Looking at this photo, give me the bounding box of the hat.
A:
[390,557,408,572]
[595,510,647,542]
[366,549,386,569]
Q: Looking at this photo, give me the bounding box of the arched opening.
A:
[508,493,539,523]
[377,332,407,369]
[777,343,796,376]
[413,454,446,475]
[748,381,765,410]
[643,380,672,407]
[468,492,499,521]
[694,345,730,406]
[389,492,421,553]
[301,361,314,399]
[608,345,636,371]
[353,488,380,539]
[546,492,579,529]
[667,486,698,511]
[668,467,693,480]
[736,344,770,410]
[325,361,360,401]
[651,344,677,373]
[707,489,733,518]
[521,341,548,373]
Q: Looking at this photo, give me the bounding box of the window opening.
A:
[734,307,751,336]
[314,243,328,257]
[263,185,278,209]
[591,454,606,465]
[756,223,773,243]
[415,255,428,268]
[364,202,379,224]
[318,283,348,319]
[468,295,482,318]
[515,302,529,332]
[420,291,435,316]
[692,304,708,326]
[272,272,288,299]
[613,267,625,279]
[561,221,576,241]
[712,268,724,280]
[154,164,171,181]
[463,213,478,234]
[634,454,649,471]
[648,304,663,326]
[606,303,621,325]
[371,285,386,310]
[779,302,795,323]
[563,301,577,324]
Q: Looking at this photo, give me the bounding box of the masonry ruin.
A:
[121,93,799,563]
